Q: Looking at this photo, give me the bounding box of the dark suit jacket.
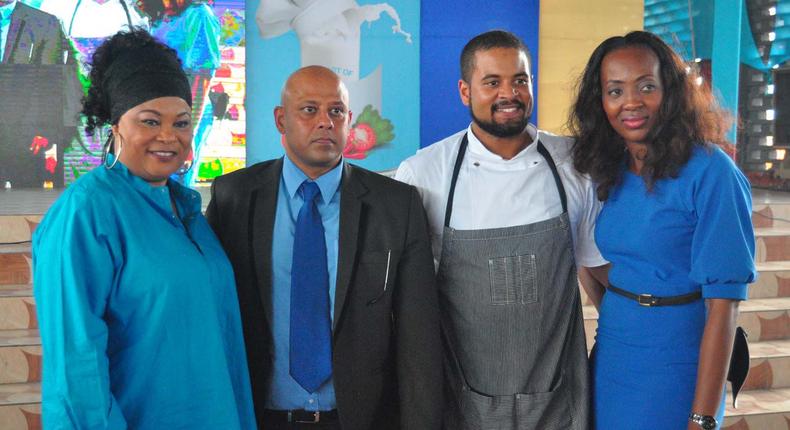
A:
[3,2,68,65]
[207,159,443,430]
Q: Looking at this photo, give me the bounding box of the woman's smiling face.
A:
[112,96,192,186]
[600,46,664,147]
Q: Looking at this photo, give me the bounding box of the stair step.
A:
[755,227,790,237]
[752,226,790,263]
[757,237,790,263]
[0,243,31,254]
[0,330,41,384]
[753,203,790,229]
[0,403,41,430]
[0,383,40,407]
[0,247,31,286]
[723,388,790,429]
[0,215,41,245]
[0,329,39,347]
[738,298,790,342]
[0,285,33,298]
[0,296,37,330]
[750,263,790,299]
[726,340,790,392]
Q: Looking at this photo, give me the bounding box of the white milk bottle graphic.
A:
[256,0,411,120]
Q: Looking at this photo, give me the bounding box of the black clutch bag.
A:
[727,326,750,407]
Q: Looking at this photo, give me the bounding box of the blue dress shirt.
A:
[267,155,343,411]
[0,1,17,61]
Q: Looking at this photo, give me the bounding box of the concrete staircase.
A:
[2,198,790,429]
[0,216,41,430]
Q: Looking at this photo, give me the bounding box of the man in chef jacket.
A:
[395,30,608,430]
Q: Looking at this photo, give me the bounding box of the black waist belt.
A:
[262,409,339,424]
[607,284,702,307]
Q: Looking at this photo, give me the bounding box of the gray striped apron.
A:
[438,134,589,430]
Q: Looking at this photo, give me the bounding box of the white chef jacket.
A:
[395,124,606,269]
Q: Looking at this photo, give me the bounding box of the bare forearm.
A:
[688,299,739,427]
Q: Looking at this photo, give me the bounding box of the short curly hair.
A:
[81,28,183,135]
[460,30,532,82]
[568,31,731,201]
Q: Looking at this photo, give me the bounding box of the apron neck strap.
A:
[444,133,469,227]
[443,132,569,228]
[536,140,569,214]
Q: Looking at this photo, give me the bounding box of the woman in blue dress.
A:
[32,29,256,429]
[569,31,756,429]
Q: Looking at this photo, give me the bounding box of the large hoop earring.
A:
[176,157,194,176]
[103,133,123,169]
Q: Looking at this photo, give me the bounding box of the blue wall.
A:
[420,0,540,147]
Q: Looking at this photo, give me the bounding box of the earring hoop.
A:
[176,159,194,176]
[103,132,123,169]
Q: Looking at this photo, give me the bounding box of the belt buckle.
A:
[638,293,657,307]
[295,411,321,424]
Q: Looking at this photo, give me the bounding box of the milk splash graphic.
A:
[257,0,412,159]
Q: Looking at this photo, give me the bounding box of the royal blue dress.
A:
[33,161,256,429]
[593,145,756,429]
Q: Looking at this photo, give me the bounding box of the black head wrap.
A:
[103,47,192,124]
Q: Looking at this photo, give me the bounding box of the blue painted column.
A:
[711,0,743,143]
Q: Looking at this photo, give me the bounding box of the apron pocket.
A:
[457,379,572,430]
[488,254,538,305]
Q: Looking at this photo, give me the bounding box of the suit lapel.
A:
[250,158,283,328]
[334,163,368,330]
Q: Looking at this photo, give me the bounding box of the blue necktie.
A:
[290,181,332,393]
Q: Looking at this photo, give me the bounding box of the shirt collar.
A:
[0,1,17,21]
[107,155,202,216]
[282,155,343,203]
[466,123,539,161]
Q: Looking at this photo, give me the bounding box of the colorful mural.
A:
[0,0,245,188]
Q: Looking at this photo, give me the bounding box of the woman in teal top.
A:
[570,32,756,429]
[32,29,255,429]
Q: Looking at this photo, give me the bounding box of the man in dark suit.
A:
[207,66,442,430]
[0,0,81,188]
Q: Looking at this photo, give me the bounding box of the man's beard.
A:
[469,99,530,138]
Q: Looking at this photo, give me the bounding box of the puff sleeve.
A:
[689,147,756,300]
